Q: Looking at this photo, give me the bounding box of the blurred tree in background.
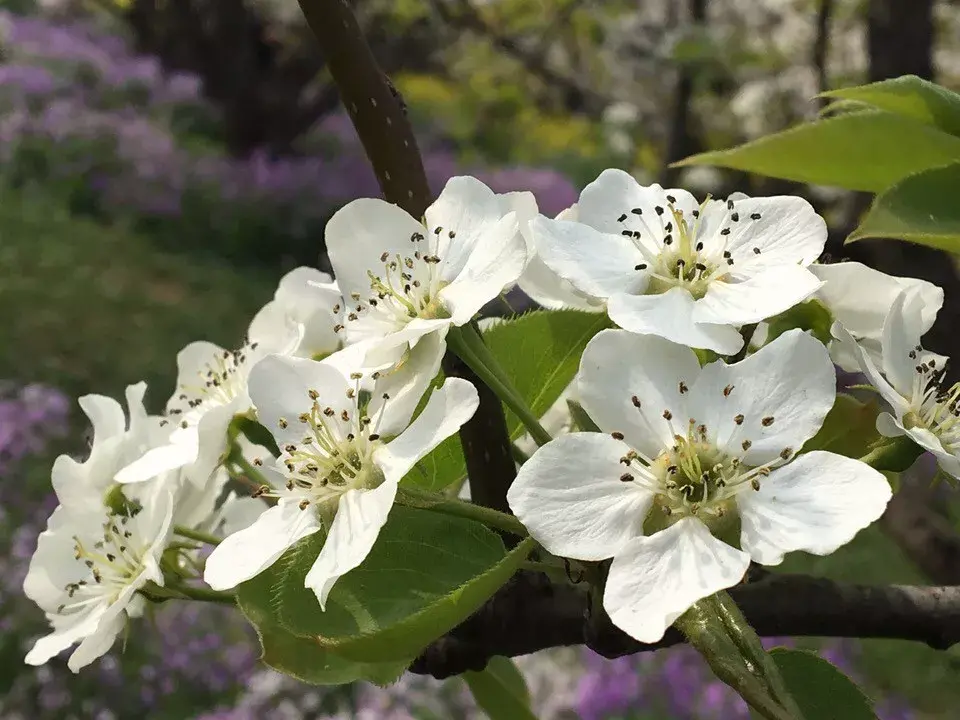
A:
[2,0,960,718]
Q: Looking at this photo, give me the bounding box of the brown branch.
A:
[410,571,960,678]
[881,473,960,584]
[296,0,518,515]
[660,0,707,185]
[813,0,834,108]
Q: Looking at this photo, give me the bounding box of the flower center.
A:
[165,343,257,429]
[613,197,765,300]
[616,410,786,533]
[336,227,455,338]
[902,345,960,453]
[260,375,390,516]
[59,512,148,614]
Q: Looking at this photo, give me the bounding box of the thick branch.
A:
[813,0,834,107]
[882,473,960,585]
[297,0,518,513]
[410,571,960,678]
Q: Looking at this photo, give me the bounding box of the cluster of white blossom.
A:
[23,170,956,673]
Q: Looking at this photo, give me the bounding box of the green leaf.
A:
[463,656,537,720]
[822,76,960,137]
[236,572,409,686]
[482,310,609,440]
[228,416,281,456]
[237,505,535,663]
[675,111,960,191]
[404,433,467,491]
[768,648,877,720]
[763,299,833,347]
[848,162,960,251]
[801,394,882,459]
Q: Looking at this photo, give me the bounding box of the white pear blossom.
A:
[529,169,827,354]
[52,382,173,512]
[204,354,479,607]
[324,176,527,372]
[518,204,606,312]
[833,291,960,480]
[116,325,301,489]
[810,261,942,372]
[248,266,344,360]
[508,329,890,643]
[23,484,175,672]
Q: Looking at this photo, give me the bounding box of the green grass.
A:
[0,185,279,410]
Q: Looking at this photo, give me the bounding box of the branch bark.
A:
[410,571,960,678]
[812,0,834,108]
[296,0,518,515]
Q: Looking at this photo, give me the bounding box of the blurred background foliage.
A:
[1,0,960,718]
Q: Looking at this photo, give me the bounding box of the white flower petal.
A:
[67,607,127,672]
[440,212,526,324]
[694,265,823,326]
[426,176,508,281]
[371,330,449,438]
[76,394,125,444]
[221,495,271,536]
[115,437,198,484]
[532,215,646,299]
[880,292,926,397]
[325,198,427,300]
[717,195,826,274]
[204,499,321,590]
[374,377,479,483]
[25,608,106,667]
[690,329,835,465]
[607,287,744,355]
[577,169,699,235]
[831,321,908,413]
[248,354,350,446]
[738,450,891,565]
[603,517,750,643]
[304,482,398,609]
[812,262,942,344]
[579,328,699,458]
[507,433,654,561]
[174,341,229,391]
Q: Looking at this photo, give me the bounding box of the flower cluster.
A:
[21,167,949,682]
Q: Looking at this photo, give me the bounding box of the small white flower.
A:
[810,261,942,372]
[508,329,890,643]
[530,169,827,354]
[116,327,301,488]
[248,266,344,360]
[23,484,175,672]
[325,176,527,371]
[53,383,171,511]
[518,204,606,312]
[204,355,479,607]
[833,291,960,480]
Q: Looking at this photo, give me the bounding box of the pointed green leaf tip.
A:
[821,75,960,138]
[848,162,960,253]
[463,655,538,720]
[675,111,960,192]
[750,648,878,720]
